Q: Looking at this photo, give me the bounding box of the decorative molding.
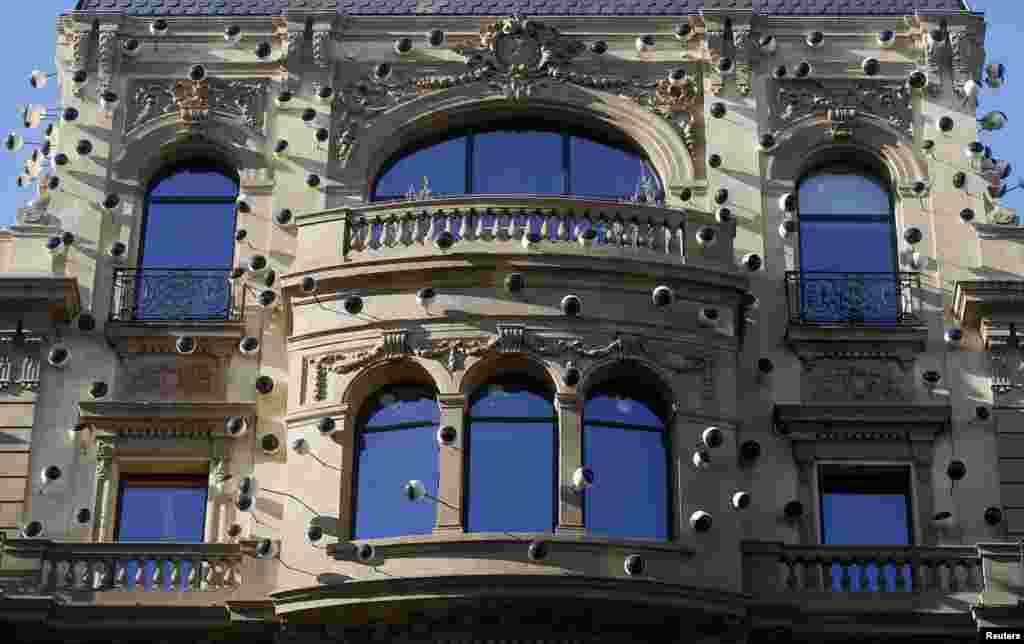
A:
[126,78,269,135]
[60,18,92,96]
[786,325,928,371]
[96,24,120,94]
[0,276,81,322]
[952,280,1024,331]
[802,359,911,403]
[732,27,753,97]
[773,403,950,443]
[312,28,332,70]
[104,326,243,358]
[949,27,984,103]
[704,28,727,97]
[273,16,305,84]
[95,436,115,481]
[79,401,255,440]
[772,79,913,136]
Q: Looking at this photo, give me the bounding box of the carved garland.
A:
[773,79,913,136]
[125,78,269,134]
[330,15,702,164]
[310,326,712,403]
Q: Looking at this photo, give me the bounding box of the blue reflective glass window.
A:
[353,385,440,539]
[570,137,662,201]
[472,131,564,195]
[467,378,556,533]
[583,383,669,541]
[141,203,238,269]
[115,476,208,591]
[799,172,890,216]
[819,465,913,591]
[373,136,468,200]
[149,168,238,199]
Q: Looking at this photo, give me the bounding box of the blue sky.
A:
[0,2,1020,228]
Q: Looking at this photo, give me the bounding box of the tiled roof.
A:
[73,0,970,15]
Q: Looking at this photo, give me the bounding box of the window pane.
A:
[822,493,910,545]
[469,382,554,418]
[799,222,895,273]
[354,426,439,539]
[364,386,439,429]
[799,172,890,215]
[583,394,664,428]
[141,202,237,268]
[117,485,207,542]
[583,425,668,540]
[473,131,564,195]
[467,421,555,533]
[570,137,661,201]
[150,169,238,198]
[373,136,467,200]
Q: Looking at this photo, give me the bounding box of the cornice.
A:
[104,321,246,357]
[785,324,929,367]
[952,280,1024,331]
[773,402,951,441]
[78,400,255,439]
[972,222,1024,240]
[0,276,81,324]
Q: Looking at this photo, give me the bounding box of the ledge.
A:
[78,400,255,438]
[0,275,81,323]
[773,403,951,440]
[104,320,247,358]
[328,531,695,561]
[785,324,929,366]
[953,280,1024,332]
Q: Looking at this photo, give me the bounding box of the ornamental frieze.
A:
[125,78,269,134]
[803,360,911,403]
[772,79,913,135]
[310,327,711,402]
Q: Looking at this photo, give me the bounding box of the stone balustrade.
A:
[294,195,734,272]
[2,539,244,593]
[743,542,984,596]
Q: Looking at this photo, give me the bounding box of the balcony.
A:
[109,268,244,323]
[1,539,245,595]
[292,195,737,277]
[784,271,921,327]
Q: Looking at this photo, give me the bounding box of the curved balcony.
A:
[292,195,735,277]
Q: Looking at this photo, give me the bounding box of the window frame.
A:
[138,160,241,271]
[113,473,210,543]
[370,119,661,203]
[813,461,919,546]
[463,377,559,534]
[350,384,442,540]
[580,387,673,542]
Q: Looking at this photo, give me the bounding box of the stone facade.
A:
[1,2,1023,643]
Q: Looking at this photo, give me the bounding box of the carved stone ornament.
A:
[704,29,727,97]
[312,29,332,69]
[773,79,913,135]
[59,17,91,93]
[732,28,753,97]
[96,25,120,94]
[95,437,115,481]
[949,28,985,103]
[126,78,269,134]
[923,28,949,98]
[803,359,911,403]
[311,326,711,402]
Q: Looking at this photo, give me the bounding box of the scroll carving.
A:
[126,78,268,133]
[774,80,913,135]
[950,28,984,103]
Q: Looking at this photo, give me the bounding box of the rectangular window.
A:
[818,464,913,591]
[115,475,208,591]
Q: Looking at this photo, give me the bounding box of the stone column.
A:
[555,392,584,536]
[92,435,115,542]
[434,393,466,534]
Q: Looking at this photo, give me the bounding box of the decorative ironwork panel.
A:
[785,272,920,326]
[110,268,243,322]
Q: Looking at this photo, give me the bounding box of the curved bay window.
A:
[117,161,240,321]
[352,384,440,539]
[371,121,663,204]
[795,161,901,324]
[583,372,671,541]
[466,376,557,533]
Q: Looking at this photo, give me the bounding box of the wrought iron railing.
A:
[784,271,920,326]
[110,268,244,322]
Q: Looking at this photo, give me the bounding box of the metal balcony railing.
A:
[784,271,921,326]
[110,268,244,323]
[743,542,983,596]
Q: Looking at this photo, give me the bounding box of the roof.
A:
[74,0,970,17]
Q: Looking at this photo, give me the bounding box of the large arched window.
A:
[466,376,557,533]
[352,384,440,539]
[131,161,239,320]
[583,372,671,541]
[372,121,663,203]
[796,161,898,324]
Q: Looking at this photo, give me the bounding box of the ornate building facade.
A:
[1,0,1023,642]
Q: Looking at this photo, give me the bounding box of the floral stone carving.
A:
[773,79,913,135]
[126,78,269,134]
[803,360,911,402]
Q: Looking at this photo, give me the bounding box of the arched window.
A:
[466,376,556,533]
[582,373,671,541]
[797,162,898,324]
[372,121,663,203]
[133,161,239,320]
[352,384,440,539]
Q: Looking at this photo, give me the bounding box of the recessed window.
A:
[819,464,913,591]
[115,475,208,591]
[583,375,671,541]
[371,122,662,203]
[135,161,239,320]
[352,384,440,539]
[797,165,898,323]
[466,377,556,533]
